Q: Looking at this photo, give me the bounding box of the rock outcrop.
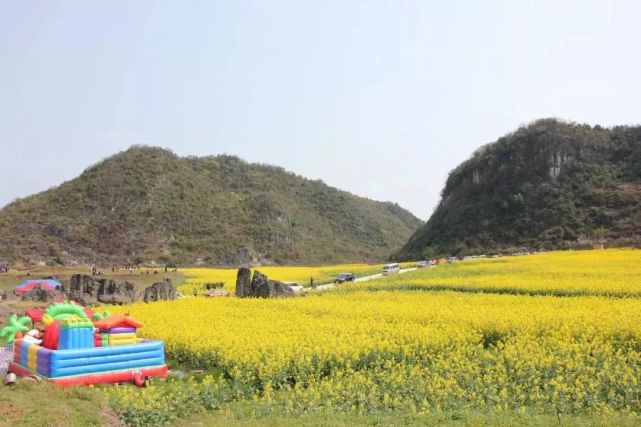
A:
[235,268,293,298]
[249,270,269,296]
[63,274,137,305]
[64,274,99,305]
[235,267,252,297]
[143,279,177,303]
[20,285,62,302]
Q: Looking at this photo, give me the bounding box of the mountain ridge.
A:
[0,146,422,266]
[395,119,641,260]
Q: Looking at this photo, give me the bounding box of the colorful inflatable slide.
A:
[1,302,167,387]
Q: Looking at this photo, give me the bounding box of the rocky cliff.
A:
[395,119,641,259]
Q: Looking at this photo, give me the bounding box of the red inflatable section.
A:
[53,365,168,387]
[26,309,45,323]
[8,362,167,387]
[8,362,32,377]
[42,320,61,349]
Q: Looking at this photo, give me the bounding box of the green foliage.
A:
[396,119,641,260]
[0,147,422,266]
[105,376,246,426]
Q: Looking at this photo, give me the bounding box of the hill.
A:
[0,147,422,266]
[395,119,641,259]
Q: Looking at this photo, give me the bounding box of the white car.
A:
[284,282,305,293]
[382,263,400,275]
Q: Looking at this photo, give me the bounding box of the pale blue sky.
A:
[1,1,640,219]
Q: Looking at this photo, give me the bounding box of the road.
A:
[310,267,418,291]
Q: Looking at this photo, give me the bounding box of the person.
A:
[309,277,315,288]
[23,329,42,345]
[193,287,198,297]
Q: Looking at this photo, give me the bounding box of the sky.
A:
[1,1,640,220]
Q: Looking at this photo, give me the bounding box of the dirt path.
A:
[310,267,418,291]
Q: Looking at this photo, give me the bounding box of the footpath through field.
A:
[310,267,417,291]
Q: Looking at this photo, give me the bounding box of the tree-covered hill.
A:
[395,119,641,260]
[0,147,422,266]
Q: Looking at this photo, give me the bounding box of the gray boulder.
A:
[20,285,62,302]
[235,268,293,298]
[254,279,294,298]
[63,274,99,305]
[63,274,138,305]
[250,270,269,295]
[235,267,251,297]
[143,279,177,303]
[96,279,137,304]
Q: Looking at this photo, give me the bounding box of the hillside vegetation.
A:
[396,119,641,260]
[0,147,421,266]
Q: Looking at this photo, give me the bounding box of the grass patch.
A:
[0,381,120,427]
[172,406,641,427]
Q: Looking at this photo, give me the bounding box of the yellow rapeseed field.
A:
[109,249,641,416]
[353,249,641,297]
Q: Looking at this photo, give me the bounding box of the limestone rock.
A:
[254,279,294,298]
[143,279,177,303]
[63,274,98,305]
[20,285,62,302]
[235,267,251,297]
[63,274,138,305]
[96,279,137,305]
[235,268,293,298]
[250,270,269,295]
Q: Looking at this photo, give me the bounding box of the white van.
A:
[382,263,400,275]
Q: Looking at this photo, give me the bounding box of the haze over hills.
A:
[0,147,422,266]
[395,119,641,260]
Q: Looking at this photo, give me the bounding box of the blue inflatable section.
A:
[59,327,94,350]
[47,340,165,378]
[51,340,163,360]
[53,356,165,377]
[20,341,31,365]
[52,349,161,368]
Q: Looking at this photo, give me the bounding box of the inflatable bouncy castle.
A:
[2,302,166,387]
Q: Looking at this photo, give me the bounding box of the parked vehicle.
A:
[284,282,305,293]
[205,289,231,297]
[416,261,428,269]
[382,263,400,275]
[334,273,355,284]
